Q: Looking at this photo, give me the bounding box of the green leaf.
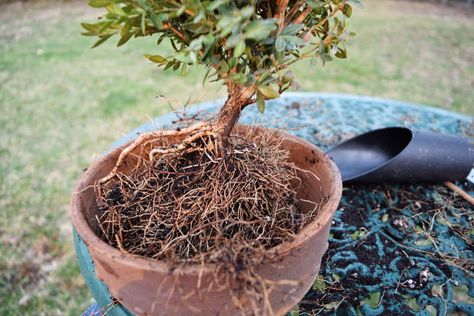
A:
[144,54,167,64]
[91,34,113,48]
[150,12,163,30]
[181,63,187,76]
[335,48,347,59]
[362,292,381,308]
[312,275,327,292]
[117,31,133,46]
[343,4,353,17]
[81,23,100,35]
[120,22,132,38]
[233,41,245,58]
[106,3,125,16]
[308,0,325,9]
[426,305,437,316]
[351,229,366,240]
[275,36,286,52]
[258,85,280,99]
[324,301,340,310]
[284,35,306,46]
[163,61,175,70]
[202,34,215,57]
[226,31,242,47]
[405,297,420,311]
[414,239,432,246]
[256,92,265,113]
[141,12,146,35]
[88,0,111,8]
[244,20,277,41]
[282,24,304,36]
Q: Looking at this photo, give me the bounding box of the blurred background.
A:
[0,0,473,314]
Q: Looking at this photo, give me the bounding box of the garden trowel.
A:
[327,127,474,184]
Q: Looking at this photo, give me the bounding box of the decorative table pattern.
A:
[77,93,473,316]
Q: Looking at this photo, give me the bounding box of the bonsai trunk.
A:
[215,82,255,145]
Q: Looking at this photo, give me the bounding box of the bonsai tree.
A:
[77,1,358,314]
[82,0,357,146]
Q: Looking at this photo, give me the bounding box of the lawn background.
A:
[0,0,473,315]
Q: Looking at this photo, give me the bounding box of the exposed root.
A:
[149,129,220,160]
[95,126,321,314]
[98,121,210,186]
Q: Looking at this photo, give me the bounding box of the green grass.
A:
[0,0,472,314]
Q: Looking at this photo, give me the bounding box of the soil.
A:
[298,181,474,315]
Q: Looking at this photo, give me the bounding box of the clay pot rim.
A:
[71,126,342,274]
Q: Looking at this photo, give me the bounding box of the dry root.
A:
[95,126,320,314]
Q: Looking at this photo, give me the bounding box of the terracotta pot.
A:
[71,125,342,316]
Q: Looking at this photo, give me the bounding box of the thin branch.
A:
[163,22,187,43]
[292,6,312,25]
[285,0,305,25]
[275,0,289,32]
[309,2,344,34]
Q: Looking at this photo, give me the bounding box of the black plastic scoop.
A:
[328,127,474,183]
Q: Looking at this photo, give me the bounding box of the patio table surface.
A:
[76,92,473,316]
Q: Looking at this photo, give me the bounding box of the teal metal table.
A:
[77,93,473,316]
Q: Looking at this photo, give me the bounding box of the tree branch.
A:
[285,1,305,26]
[163,22,187,43]
[275,0,289,32]
[293,6,312,25]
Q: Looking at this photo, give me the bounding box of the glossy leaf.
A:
[312,275,327,292]
[145,54,167,64]
[150,12,163,30]
[343,4,353,17]
[233,40,245,58]
[258,85,280,99]
[117,31,133,46]
[244,20,277,41]
[335,47,347,59]
[275,36,286,52]
[91,34,113,48]
[106,3,125,16]
[363,292,381,308]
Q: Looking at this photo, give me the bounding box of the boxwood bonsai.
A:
[80,0,357,314]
